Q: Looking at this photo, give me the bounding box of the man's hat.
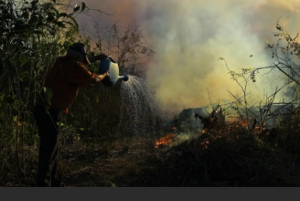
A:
[68,43,91,65]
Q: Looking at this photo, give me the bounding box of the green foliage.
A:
[0,0,85,184]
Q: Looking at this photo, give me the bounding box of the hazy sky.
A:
[67,0,300,114]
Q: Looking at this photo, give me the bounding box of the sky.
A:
[64,0,300,115]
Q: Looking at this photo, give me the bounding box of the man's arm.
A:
[64,61,109,88]
[88,53,108,63]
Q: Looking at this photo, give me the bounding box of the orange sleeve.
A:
[64,61,97,88]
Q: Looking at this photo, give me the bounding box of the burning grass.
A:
[135,117,300,187]
[2,114,300,187]
[155,133,175,148]
[52,120,300,187]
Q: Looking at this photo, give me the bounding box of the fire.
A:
[229,118,249,126]
[225,117,268,136]
[155,133,175,148]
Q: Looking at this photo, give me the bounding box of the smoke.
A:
[67,0,300,115]
[132,0,300,115]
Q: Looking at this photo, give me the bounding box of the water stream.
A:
[118,75,163,136]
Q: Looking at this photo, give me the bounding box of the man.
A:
[34,43,109,187]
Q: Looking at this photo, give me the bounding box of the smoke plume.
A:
[136,0,300,115]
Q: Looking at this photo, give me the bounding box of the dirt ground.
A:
[5,127,300,187]
[58,136,163,187]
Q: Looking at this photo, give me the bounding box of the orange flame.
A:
[155,133,175,148]
[228,118,250,127]
[226,117,268,135]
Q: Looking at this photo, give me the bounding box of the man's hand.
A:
[88,53,108,63]
[96,53,108,61]
[96,70,110,82]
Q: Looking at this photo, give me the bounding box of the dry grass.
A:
[2,116,300,187]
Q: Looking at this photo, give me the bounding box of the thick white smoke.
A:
[135,0,300,114]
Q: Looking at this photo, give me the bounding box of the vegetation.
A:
[1,0,300,187]
[0,0,157,186]
[0,0,80,185]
